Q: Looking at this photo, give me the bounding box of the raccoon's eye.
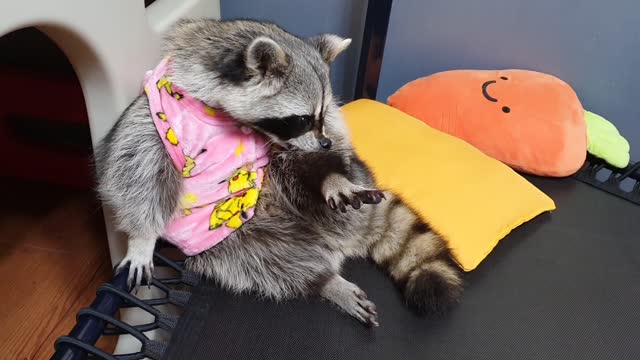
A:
[298,115,314,129]
[298,115,312,123]
[255,114,315,140]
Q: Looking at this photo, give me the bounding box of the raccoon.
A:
[95,19,463,326]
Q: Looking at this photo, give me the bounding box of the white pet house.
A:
[0,0,221,353]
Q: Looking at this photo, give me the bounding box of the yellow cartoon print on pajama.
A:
[209,187,260,230]
[182,149,208,178]
[180,192,199,216]
[143,56,270,255]
[208,166,261,230]
[182,156,197,178]
[234,140,245,157]
[226,167,258,193]
[166,128,178,145]
[156,76,184,100]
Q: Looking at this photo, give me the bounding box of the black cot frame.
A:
[50,0,639,359]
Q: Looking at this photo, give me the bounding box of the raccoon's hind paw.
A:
[115,254,154,291]
[326,189,385,212]
[350,288,380,327]
[321,275,379,327]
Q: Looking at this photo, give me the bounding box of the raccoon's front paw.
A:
[322,174,385,212]
[326,189,386,212]
[115,252,154,290]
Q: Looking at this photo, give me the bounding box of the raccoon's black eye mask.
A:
[254,115,315,140]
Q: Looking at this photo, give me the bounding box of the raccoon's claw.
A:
[329,196,347,212]
[338,200,347,213]
[328,198,337,210]
[338,193,359,212]
[357,300,379,327]
[326,194,348,212]
[355,190,385,205]
[116,257,154,291]
[327,190,385,212]
[352,289,379,327]
[350,197,362,210]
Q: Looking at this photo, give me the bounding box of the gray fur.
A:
[187,144,463,325]
[95,95,182,284]
[166,20,331,122]
[95,19,462,325]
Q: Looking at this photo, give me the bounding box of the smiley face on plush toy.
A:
[387,69,588,177]
[481,76,511,114]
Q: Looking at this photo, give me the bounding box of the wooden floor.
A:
[0,178,117,359]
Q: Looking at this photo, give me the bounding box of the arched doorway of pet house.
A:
[0,27,115,359]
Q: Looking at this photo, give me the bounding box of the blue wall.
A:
[378,0,640,161]
[220,0,367,101]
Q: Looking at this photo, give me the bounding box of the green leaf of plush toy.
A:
[585,110,630,168]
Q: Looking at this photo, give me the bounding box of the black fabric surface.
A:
[164,177,640,360]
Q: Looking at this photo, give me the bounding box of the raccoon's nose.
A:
[319,137,332,150]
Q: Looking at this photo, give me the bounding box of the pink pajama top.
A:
[143,57,269,255]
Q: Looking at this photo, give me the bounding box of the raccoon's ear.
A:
[245,37,290,78]
[308,34,352,64]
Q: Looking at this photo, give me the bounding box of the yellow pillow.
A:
[341,99,556,271]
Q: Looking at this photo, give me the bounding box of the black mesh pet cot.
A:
[52,1,640,359]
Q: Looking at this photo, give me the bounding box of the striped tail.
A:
[369,196,463,315]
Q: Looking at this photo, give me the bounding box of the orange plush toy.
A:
[388,70,587,177]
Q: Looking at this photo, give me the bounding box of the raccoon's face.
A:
[166,19,352,152]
